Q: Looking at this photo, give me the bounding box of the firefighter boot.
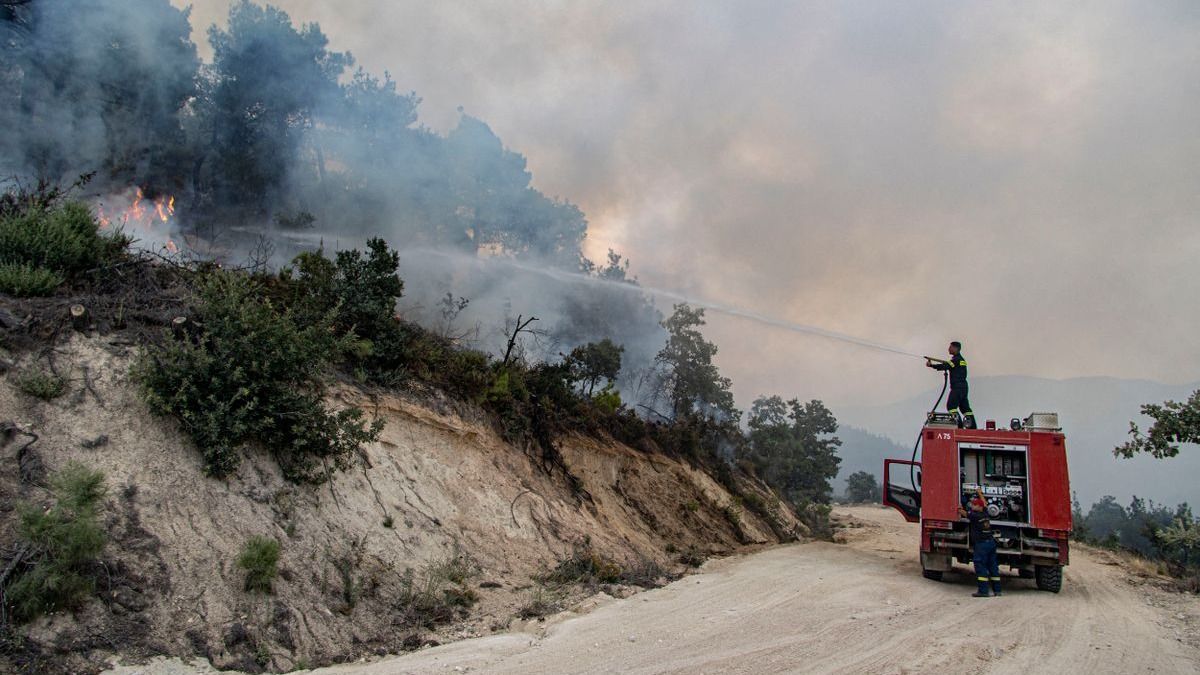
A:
[963,413,977,430]
[972,577,991,597]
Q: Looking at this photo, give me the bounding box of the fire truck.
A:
[882,412,1072,592]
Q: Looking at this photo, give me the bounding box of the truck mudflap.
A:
[921,551,952,572]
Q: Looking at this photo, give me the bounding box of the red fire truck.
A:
[883,412,1072,592]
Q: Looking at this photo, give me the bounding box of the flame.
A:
[109,187,174,226]
[130,188,147,221]
[154,195,175,222]
[96,187,178,251]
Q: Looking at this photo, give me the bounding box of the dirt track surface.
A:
[301,505,1198,675]
[113,506,1199,674]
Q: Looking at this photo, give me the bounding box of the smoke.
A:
[1,1,585,262]
[0,0,198,189]
[0,0,939,420]
[1,1,669,392]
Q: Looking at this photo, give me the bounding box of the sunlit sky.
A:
[178,1,1200,408]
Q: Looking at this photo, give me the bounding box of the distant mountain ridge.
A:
[835,375,1200,508]
[832,425,909,497]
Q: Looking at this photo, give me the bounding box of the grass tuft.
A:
[14,368,67,401]
[0,262,64,297]
[237,536,281,593]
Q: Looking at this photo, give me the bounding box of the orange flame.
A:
[104,188,176,227]
[97,188,178,252]
[130,188,147,221]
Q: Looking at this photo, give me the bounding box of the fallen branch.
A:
[80,364,104,408]
[0,544,30,589]
[637,404,671,421]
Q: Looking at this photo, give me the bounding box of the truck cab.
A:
[883,412,1072,592]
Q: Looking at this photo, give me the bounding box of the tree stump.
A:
[70,304,89,331]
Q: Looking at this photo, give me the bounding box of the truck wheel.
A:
[1035,565,1062,593]
[922,568,943,582]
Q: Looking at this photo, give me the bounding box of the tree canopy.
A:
[565,339,624,396]
[739,395,841,504]
[844,470,880,503]
[655,304,736,421]
[1115,389,1200,459]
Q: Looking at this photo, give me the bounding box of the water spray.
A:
[408,247,931,362]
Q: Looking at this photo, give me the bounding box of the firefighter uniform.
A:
[968,510,1001,596]
[932,354,974,428]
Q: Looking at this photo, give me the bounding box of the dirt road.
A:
[305,505,1197,675]
[113,505,1198,674]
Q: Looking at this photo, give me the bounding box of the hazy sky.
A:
[178,1,1200,408]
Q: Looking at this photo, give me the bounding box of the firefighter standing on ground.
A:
[959,491,1002,597]
[926,341,975,429]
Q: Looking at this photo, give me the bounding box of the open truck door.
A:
[883,458,921,522]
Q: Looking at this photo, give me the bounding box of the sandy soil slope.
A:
[256,505,1198,675]
[2,335,797,672]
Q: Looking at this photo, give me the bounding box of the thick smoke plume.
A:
[0,0,668,397]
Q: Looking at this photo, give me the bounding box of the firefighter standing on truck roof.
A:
[959,490,1001,597]
[926,341,975,429]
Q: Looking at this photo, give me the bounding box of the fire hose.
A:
[910,368,949,493]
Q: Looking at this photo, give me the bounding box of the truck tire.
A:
[1035,565,1062,593]
[922,568,943,582]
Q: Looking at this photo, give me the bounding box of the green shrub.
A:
[14,368,67,400]
[723,502,742,527]
[0,262,64,297]
[0,200,129,296]
[6,463,107,623]
[593,383,622,414]
[276,239,499,403]
[135,271,382,480]
[237,536,281,593]
[798,501,833,540]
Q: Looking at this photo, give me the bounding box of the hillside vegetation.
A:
[0,191,817,673]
